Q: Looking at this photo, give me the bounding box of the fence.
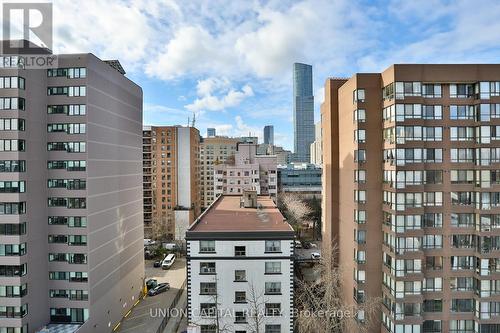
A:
[155,279,187,333]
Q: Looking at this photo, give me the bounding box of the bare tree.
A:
[190,274,233,333]
[294,244,380,333]
[279,193,311,224]
[244,282,268,333]
[151,215,167,241]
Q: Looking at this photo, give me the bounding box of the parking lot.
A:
[117,257,186,333]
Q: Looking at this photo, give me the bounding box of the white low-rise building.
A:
[186,192,295,333]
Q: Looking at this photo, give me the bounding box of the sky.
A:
[5,0,500,150]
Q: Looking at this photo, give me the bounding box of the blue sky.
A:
[33,0,500,149]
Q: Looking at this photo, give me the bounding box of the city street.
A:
[117,257,186,333]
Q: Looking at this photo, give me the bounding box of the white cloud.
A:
[185,78,254,112]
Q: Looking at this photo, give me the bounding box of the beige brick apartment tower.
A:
[143,126,201,240]
[322,64,500,333]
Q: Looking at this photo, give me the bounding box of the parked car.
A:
[162,253,176,269]
[148,282,170,296]
[144,249,153,259]
[294,240,302,248]
[162,243,180,251]
[310,243,318,248]
[153,260,162,268]
[144,239,156,246]
[303,242,312,249]
[146,278,158,290]
[311,252,321,260]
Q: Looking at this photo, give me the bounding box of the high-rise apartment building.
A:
[292,63,315,162]
[214,143,277,197]
[310,120,322,165]
[186,192,295,333]
[206,128,216,137]
[200,136,240,209]
[0,42,144,332]
[322,64,500,333]
[142,126,201,240]
[264,125,274,145]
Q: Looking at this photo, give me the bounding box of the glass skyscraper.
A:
[264,125,274,145]
[293,63,315,162]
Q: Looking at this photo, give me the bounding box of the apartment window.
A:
[0,284,27,298]
[265,262,281,274]
[354,190,366,204]
[451,277,474,291]
[234,291,246,303]
[425,256,443,270]
[0,76,25,89]
[451,256,476,270]
[354,129,366,143]
[383,83,394,100]
[450,126,475,141]
[422,84,442,98]
[68,235,87,246]
[0,119,25,131]
[451,148,474,163]
[265,303,281,316]
[47,104,86,115]
[200,282,216,295]
[354,109,366,122]
[354,170,366,183]
[450,105,475,119]
[200,303,216,317]
[423,213,443,228]
[395,82,421,99]
[265,240,281,253]
[423,300,443,312]
[451,299,474,312]
[199,240,215,253]
[353,89,365,103]
[265,282,281,295]
[0,243,26,256]
[48,179,86,190]
[450,84,474,98]
[356,230,366,244]
[47,142,86,153]
[0,202,26,215]
[0,264,26,277]
[424,192,443,206]
[0,222,26,235]
[423,235,442,249]
[354,149,366,163]
[47,86,86,96]
[480,215,500,231]
[451,192,474,206]
[395,104,422,121]
[354,210,366,224]
[451,213,475,228]
[200,262,216,275]
[422,105,442,119]
[234,270,246,282]
[423,277,443,292]
[0,160,25,172]
[0,97,25,110]
[234,311,246,323]
[450,320,474,333]
[451,170,474,184]
[0,140,25,152]
[0,304,27,318]
[234,246,246,256]
[47,123,86,134]
[0,181,25,193]
[265,325,281,333]
[47,67,86,78]
[200,326,216,333]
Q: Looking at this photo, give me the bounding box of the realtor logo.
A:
[2,2,53,54]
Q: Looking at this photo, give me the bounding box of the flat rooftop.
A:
[188,195,293,234]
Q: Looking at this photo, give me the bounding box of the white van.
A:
[161,253,176,270]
